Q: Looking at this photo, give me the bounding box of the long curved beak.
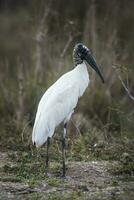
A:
[84,53,104,83]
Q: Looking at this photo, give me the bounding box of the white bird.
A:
[32,43,104,177]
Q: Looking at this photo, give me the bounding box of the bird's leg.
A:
[61,123,67,177]
[45,137,50,175]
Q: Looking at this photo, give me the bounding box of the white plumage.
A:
[32,62,89,147]
[32,43,104,177]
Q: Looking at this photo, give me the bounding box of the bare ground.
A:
[0,151,134,200]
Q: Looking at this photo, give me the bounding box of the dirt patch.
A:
[0,151,134,199]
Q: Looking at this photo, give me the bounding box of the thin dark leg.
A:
[62,123,67,177]
[45,137,50,175]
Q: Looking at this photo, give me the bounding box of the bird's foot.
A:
[61,175,71,180]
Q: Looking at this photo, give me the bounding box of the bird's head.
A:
[73,43,104,83]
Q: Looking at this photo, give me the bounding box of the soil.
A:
[0,151,134,200]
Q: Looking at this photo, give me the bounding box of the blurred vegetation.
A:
[0,0,134,162]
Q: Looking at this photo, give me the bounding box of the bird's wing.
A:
[44,83,79,126]
[32,68,80,147]
[35,70,76,123]
[32,83,79,147]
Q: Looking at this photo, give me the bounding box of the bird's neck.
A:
[75,62,88,73]
[75,62,89,82]
[75,62,90,97]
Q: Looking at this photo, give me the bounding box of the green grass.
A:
[0,176,22,182]
[47,191,83,200]
[111,162,134,176]
[46,177,63,187]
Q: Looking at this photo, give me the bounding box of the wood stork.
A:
[32,43,104,177]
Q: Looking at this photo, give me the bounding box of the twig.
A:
[109,106,134,124]
[16,60,26,129]
[21,118,34,142]
[60,32,81,58]
[60,34,73,58]
[71,119,82,135]
[118,75,134,101]
[112,65,134,101]
[34,5,50,84]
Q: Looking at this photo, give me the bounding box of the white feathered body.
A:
[32,62,90,147]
